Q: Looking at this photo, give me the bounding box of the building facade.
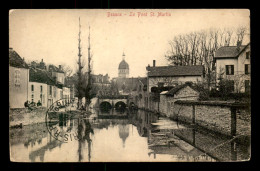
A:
[48,65,65,84]
[28,82,48,107]
[146,60,204,112]
[62,87,70,104]
[159,84,200,117]
[9,50,71,109]
[9,48,29,108]
[130,77,148,109]
[215,42,250,93]
[146,61,204,93]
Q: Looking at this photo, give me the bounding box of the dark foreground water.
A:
[9,108,250,162]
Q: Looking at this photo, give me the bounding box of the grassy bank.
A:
[9,107,47,127]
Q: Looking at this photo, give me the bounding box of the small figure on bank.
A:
[30,101,36,107]
[24,100,33,111]
[37,100,42,107]
[24,101,29,108]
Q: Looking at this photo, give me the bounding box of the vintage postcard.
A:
[9,9,251,162]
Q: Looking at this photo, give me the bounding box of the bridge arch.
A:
[99,101,112,110]
[129,101,136,107]
[114,101,126,110]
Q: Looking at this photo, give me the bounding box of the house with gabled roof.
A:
[48,64,65,85]
[9,48,29,108]
[29,67,63,107]
[29,60,71,106]
[214,42,250,93]
[146,60,204,112]
[146,60,204,93]
[159,83,200,117]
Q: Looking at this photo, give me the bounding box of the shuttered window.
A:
[49,86,52,95]
[14,69,20,86]
[246,51,250,59]
[245,80,250,93]
[245,64,250,75]
[226,65,234,75]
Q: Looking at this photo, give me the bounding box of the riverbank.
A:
[9,107,47,127]
[9,107,92,128]
[137,100,251,145]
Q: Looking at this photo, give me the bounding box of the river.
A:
[9,108,250,162]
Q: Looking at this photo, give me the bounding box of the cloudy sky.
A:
[9,9,250,78]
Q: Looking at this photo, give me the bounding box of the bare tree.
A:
[236,26,247,43]
[165,26,248,90]
[84,25,93,112]
[76,17,85,109]
[61,64,73,77]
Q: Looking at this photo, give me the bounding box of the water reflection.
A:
[118,121,129,148]
[9,108,250,162]
[77,118,94,162]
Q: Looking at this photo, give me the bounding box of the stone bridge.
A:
[97,96,129,109]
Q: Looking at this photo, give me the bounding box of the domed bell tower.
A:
[118,52,129,78]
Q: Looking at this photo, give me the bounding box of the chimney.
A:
[59,65,62,70]
[153,60,156,67]
[41,59,43,62]
[237,40,242,51]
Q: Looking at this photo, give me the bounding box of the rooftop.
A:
[165,84,198,96]
[29,68,62,88]
[48,64,64,73]
[9,48,29,69]
[118,59,129,69]
[147,65,204,77]
[214,43,250,58]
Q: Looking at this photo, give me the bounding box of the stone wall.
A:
[236,108,251,136]
[159,85,199,117]
[172,104,193,123]
[172,101,250,137]
[195,105,231,136]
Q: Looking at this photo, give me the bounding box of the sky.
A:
[9,9,250,78]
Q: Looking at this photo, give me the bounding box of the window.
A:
[31,85,34,92]
[49,86,52,95]
[225,65,234,75]
[14,69,20,86]
[40,85,43,92]
[246,51,250,59]
[245,80,250,93]
[245,64,250,75]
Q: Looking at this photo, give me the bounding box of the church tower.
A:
[118,52,129,78]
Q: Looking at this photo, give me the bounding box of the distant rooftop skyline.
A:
[9,9,250,78]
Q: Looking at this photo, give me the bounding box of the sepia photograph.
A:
[9,9,251,162]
